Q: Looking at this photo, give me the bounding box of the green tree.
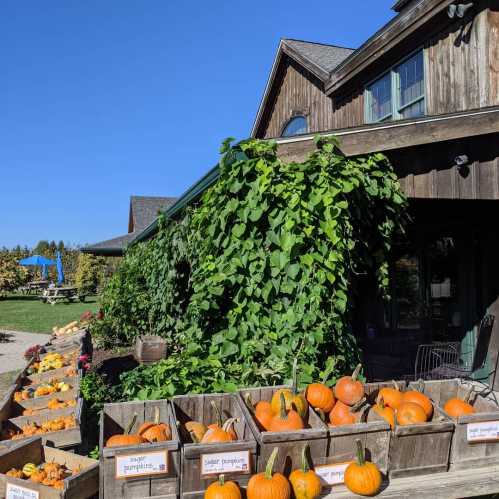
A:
[74,253,105,293]
[0,255,28,297]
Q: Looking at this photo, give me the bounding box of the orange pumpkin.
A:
[372,397,395,430]
[245,394,273,431]
[289,444,322,499]
[306,383,336,413]
[270,361,308,419]
[30,469,47,483]
[204,474,242,499]
[6,469,23,479]
[138,406,172,442]
[329,400,361,426]
[201,418,238,444]
[396,402,427,426]
[269,393,305,432]
[444,386,476,418]
[377,380,403,410]
[247,447,291,499]
[334,364,365,406]
[402,387,433,419]
[344,439,382,496]
[105,414,147,447]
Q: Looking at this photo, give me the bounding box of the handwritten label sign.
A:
[6,483,39,499]
[115,450,169,478]
[467,421,499,442]
[201,450,251,476]
[315,462,350,486]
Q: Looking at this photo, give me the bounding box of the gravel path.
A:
[0,330,50,374]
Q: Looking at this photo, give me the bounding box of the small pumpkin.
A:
[201,418,238,444]
[247,447,291,499]
[334,364,365,406]
[270,389,294,416]
[269,393,305,432]
[306,383,336,413]
[6,468,23,479]
[444,387,476,418]
[329,400,363,426]
[396,402,427,426]
[138,406,172,442]
[289,444,322,499]
[373,396,395,430]
[245,394,273,431]
[377,380,403,410]
[204,474,242,499]
[105,414,147,447]
[30,469,47,483]
[22,463,38,477]
[402,381,433,419]
[270,361,308,419]
[53,480,65,490]
[344,439,382,496]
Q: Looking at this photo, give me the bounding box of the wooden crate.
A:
[388,380,455,478]
[100,400,180,499]
[172,393,258,499]
[416,378,499,470]
[0,437,98,499]
[45,329,92,356]
[135,335,167,365]
[238,386,328,475]
[26,357,80,385]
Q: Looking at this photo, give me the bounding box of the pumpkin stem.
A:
[211,400,223,427]
[355,439,365,466]
[219,474,225,486]
[301,443,311,473]
[352,363,362,382]
[391,380,400,391]
[154,406,160,425]
[377,395,385,409]
[244,393,256,415]
[265,447,279,479]
[292,358,299,395]
[222,418,238,433]
[416,378,425,393]
[125,414,137,435]
[279,392,288,420]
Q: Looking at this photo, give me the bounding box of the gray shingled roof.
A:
[81,233,136,255]
[283,39,355,74]
[131,196,177,231]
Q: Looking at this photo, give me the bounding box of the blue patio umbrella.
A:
[19,255,56,279]
[56,251,65,285]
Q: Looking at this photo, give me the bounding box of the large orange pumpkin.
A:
[105,414,147,447]
[444,387,476,418]
[329,400,361,426]
[401,388,433,419]
[204,474,242,499]
[334,364,365,406]
[269,393,305,432]
[138,406,172,442]
[344,439,382,496]
[289,444,322,499]
[377,380,403,410]
[201,418,238,444]
[306,383,336,413]
[396,402,427,426]
[247,447,291,499]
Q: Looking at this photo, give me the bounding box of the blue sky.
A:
[1,1,395,248]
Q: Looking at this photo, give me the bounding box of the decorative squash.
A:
[22,463,38,477]
[53,480,65,490]
[138,406,172,442]
[344,439,382,496]
[396,402,427,426]
[377,380,403,410]
[270,361,308,418]
[105,414,147,447]
[269,393,305,432]
[334,364,365,406]
[306,383,335,413]
[289,444,322,499]
[204,474,242,499]
[201,418,238,443]
[247,447,291,499]
[6,469,23,479]
[30,469,47,483]
[329,400,362,426]
[372,397,395,430]
[245,394,273,431]
[444,387,476,418]
[401,382,433,419]
[270,389,294,416]
[185,421,208,442]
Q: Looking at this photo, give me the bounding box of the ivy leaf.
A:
[232,223,246,238]
[220,341,239,357]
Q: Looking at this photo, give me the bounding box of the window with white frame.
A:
[365,51,425,123]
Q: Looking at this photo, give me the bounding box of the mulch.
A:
[91,347,138,386]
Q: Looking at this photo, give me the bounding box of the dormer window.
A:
[281,116,308,137]
[365,50,425,123]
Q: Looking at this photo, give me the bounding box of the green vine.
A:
[100,137,408,397]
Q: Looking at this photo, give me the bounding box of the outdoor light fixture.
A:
[447,2,474,18]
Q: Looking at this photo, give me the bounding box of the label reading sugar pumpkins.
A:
[6,483,39,499]
[115,450,169,478]
[467,421,499,442]
[201,450,251,476]
[314,462,350,486]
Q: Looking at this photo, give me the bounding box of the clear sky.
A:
[1,0,395,248]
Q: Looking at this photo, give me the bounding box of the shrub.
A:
[0,255,28,296]
[74,253,105,294]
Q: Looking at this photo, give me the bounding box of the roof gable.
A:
[130,196,177,232]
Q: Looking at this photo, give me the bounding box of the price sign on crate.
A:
[201,450,251,476]
[467,421,499,442]
[6,483,39,499]
[314,462,350,486]
[115,450,169,478]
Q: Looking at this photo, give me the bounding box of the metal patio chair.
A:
[414,313,495,381]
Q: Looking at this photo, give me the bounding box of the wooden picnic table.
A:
[40,286,84,305]
[21,280,49,294]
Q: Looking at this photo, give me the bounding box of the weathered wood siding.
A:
[332,89,364,129]
[257,56,334,139]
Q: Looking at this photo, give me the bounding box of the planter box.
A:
[417,378,499,470]
[0,437,98,499]
[135,335,167,365]
[238,386,328,475]
[388,380,455,478]
[100,400,180,499]
[172,393,258,499]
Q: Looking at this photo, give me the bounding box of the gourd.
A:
[6,469,23,479]
[377,380,403,410]
[444,387,476,418]
[30,469,47,483]
[329,400,362,426]
[138,406,172,442]
[396,402,427,425]
[201,418,238,443]
[270,361,309,418]
[245,394,273,431]
[269,393,305,432]
[334,364,365,406]
[344,439,382,496]
[373,397,395,429]
[105,414,147,447]
[402,381,433,419]
[22,463,38,477]
[306,383,336,413]
[247,447,291,499]
[289,444,322,499]
[185,421,208,442]
[204,474,242,499]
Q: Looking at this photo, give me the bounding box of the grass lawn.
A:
[0,294,99,333]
